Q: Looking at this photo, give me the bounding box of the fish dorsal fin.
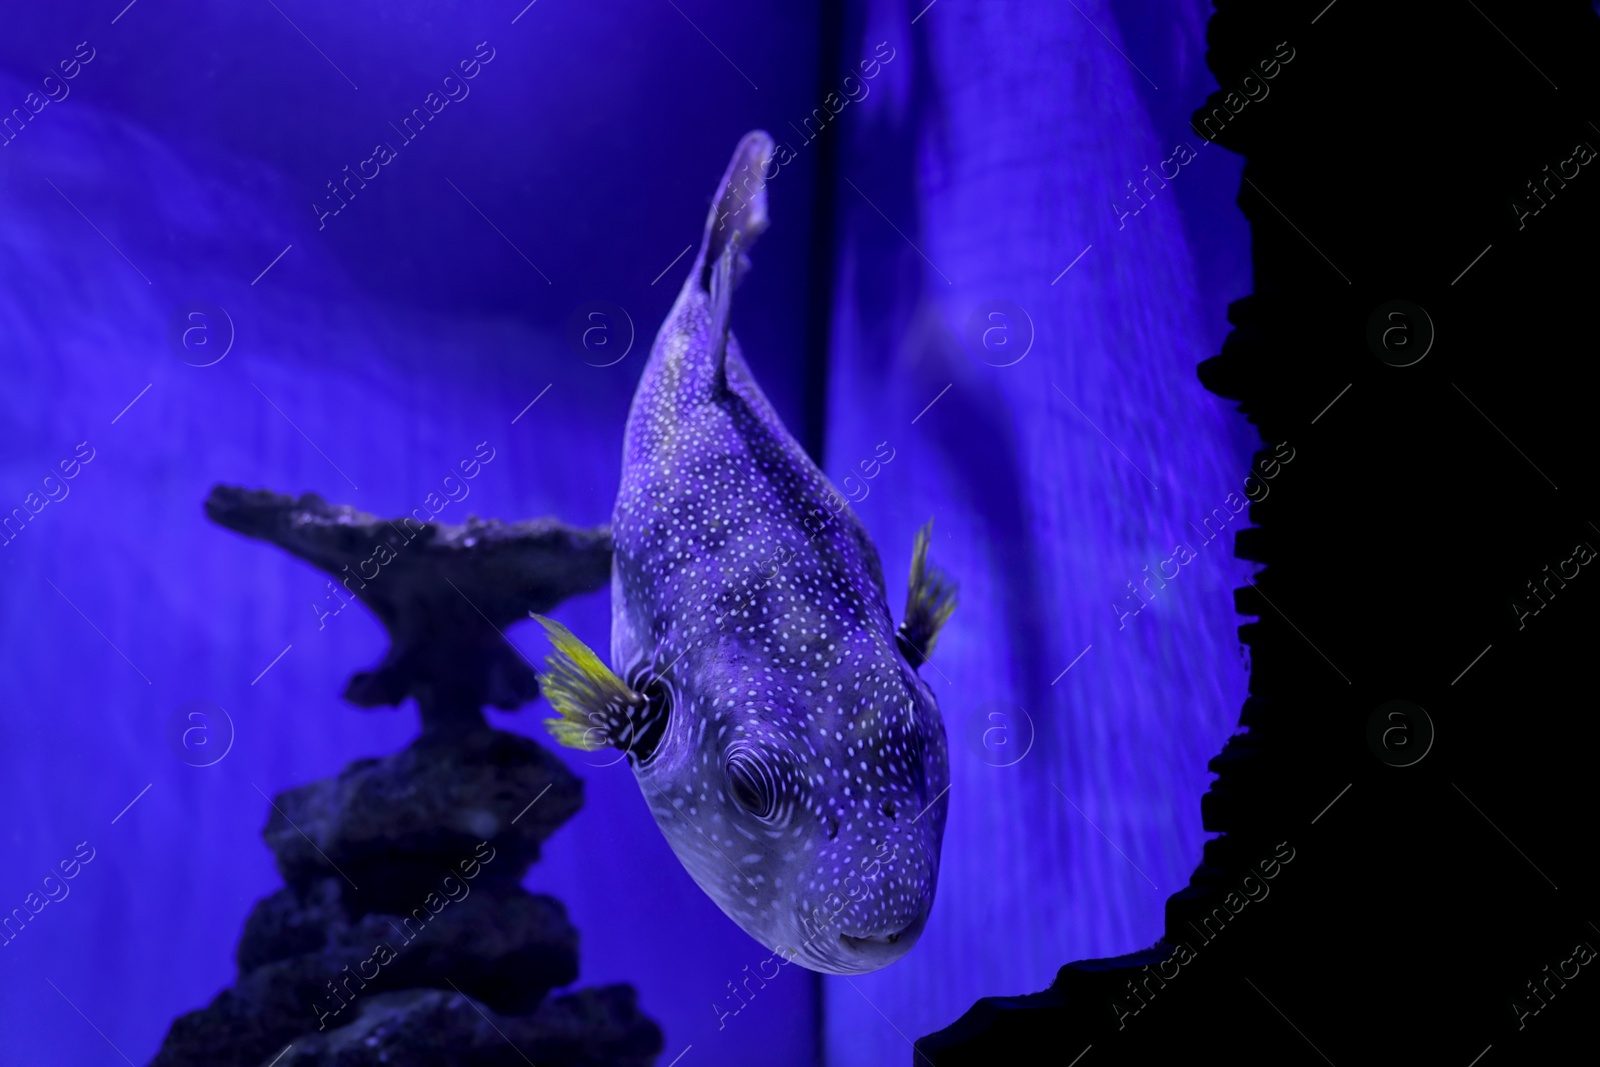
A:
[896,520,957,670]
[532,614,647,752]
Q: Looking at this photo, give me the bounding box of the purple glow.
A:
[0,2,1250,1064]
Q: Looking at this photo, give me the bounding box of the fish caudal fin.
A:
[699,130,774,293]
[708,232,738,391]
[532,614,645,751]
[693,131,774,392]
[662,132,774,398]
[896,520,957,671]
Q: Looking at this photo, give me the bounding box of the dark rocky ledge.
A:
[277,987,663,1067]
[204,485,612,733]
[260,729,583,907]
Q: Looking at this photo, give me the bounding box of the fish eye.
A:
[621,667,674,766]
[642,676,672,715]
[725,747,777,820]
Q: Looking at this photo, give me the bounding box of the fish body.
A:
[537,132,955,975]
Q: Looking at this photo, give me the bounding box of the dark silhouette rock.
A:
[237,876,581,1009]
[205,485,611,734]
[152,986,284,1067]
[237,879,343,972]
[156,882,586,1067]
[261,729,582,906]
[277,986,663,1067]
[149,490,659,1066]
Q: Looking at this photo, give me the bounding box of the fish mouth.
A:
[837,911,928,960]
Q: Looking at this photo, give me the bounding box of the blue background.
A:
[0,1,1252,1064]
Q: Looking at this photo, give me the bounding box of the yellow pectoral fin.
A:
[531,614,643,751]
[898,520,957,670]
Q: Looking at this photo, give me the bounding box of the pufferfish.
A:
[532,131,955,975]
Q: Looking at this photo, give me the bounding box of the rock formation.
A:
[149,487,660,1067]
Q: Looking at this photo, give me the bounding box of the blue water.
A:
[0,2,1249,1064]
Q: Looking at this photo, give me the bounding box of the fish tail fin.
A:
[699,130,774,293]
[690,132,773,390]
[897,520,957,671]
[531,613,643,751]
[708,232,738,392]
